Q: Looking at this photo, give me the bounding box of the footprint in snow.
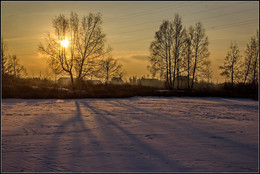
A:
[145,134,154,139]
[210,135,225,139]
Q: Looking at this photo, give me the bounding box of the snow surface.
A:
[2,97,259,172]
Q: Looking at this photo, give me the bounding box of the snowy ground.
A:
[2,97,259,172]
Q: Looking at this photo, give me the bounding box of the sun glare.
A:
[61,38,69,48]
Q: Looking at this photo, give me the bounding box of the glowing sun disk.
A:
[61,39,69,48]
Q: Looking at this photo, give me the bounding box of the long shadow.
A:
[7,99,65,135]
[111,100,258,170]
[81,100,155,171]
[4,99,109,172]
[114,100,258,151]
[81,101,163,172]
[40,100,105,172]
[80,100,192,172]
[2,99,58,172]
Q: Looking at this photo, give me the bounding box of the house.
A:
[58,77,71,85]
[110,77,124,85]
[85,80,102,85]
[173,76,192,89]
[138,78,165,88]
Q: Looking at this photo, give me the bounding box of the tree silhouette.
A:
[243,30,259,85]
[8,55,26,78]
[39,13,76,88]
[183,26,194,90]
[39,11,106,89]
[202,60,213,88]
[1,38,12,79]
[219,42,242,88]
[172,14,186,90]
[190,22,210,92]
[149,14,209,91]
[149,20,173,88]
[96,56,124,85]
[149,14,186,89]
[1,39,26,80]
[74,12,106,81]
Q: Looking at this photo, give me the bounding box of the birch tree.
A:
[149,20,173,88]
[219,42,242,88]
[183,26,194,90]
[8,55,26,78]
[75,12,106,81]
[149,14,185,89]
[190,22,210,91]
[96,56,124,85]
[1,38,10,78]
[39,13,76,88]
[172,14,186,89]
[39,11,106,89]
[243,30,259,85]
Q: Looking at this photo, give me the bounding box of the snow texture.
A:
[2,97,259,172]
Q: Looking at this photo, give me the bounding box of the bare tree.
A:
[149,14,205,90]
[149,20,173,88]
[251,30,259,85]
[75,12,106,81]
[1,38,11,79]
[39,12,106,89]
[190,22,210,92]
[39,13,76,88]
[1,39,26,79]
[202,60,213,88]
[8,55,26,78]
[172,14,186,89]
[183,26,194,90]
[219,42,242,88]
[96,56,124,85]
[244,30,259,85]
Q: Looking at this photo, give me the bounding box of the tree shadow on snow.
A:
[40,101,105,172]
[80,100,192,172]
[110,100,258,172]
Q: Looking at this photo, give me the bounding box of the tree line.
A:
[2,12,258,92]
[219,31,259,88]
[148,14,210,91]
[148,13,258,91]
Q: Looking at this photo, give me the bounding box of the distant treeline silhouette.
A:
[219,32,258,88]
[1,11,258,99]
[1,38,27,80]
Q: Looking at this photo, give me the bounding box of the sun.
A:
[61,38,69,48]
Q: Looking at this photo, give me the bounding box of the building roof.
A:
[111,77,123,81]
[58,77,71,80]
[86,80,101,82]
[140,78,159,81]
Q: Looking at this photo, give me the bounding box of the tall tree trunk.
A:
[105,69,109,86]
[231,64,234,89]
[191,59,197,92]
[187,47,190,90]
[177,58,179,90]
[244,53,252,84]
[168,44,172,88]
[165,43,170,89]
[69,71,74,90]
[252,58,257,86]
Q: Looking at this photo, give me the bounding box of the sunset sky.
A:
[1,1,259,83]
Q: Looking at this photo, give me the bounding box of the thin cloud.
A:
[116,57,131,63]
[131,55,149,61]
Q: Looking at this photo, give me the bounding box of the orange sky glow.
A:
[1,1,259,83]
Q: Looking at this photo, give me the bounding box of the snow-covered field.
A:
[2,97,259,172]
